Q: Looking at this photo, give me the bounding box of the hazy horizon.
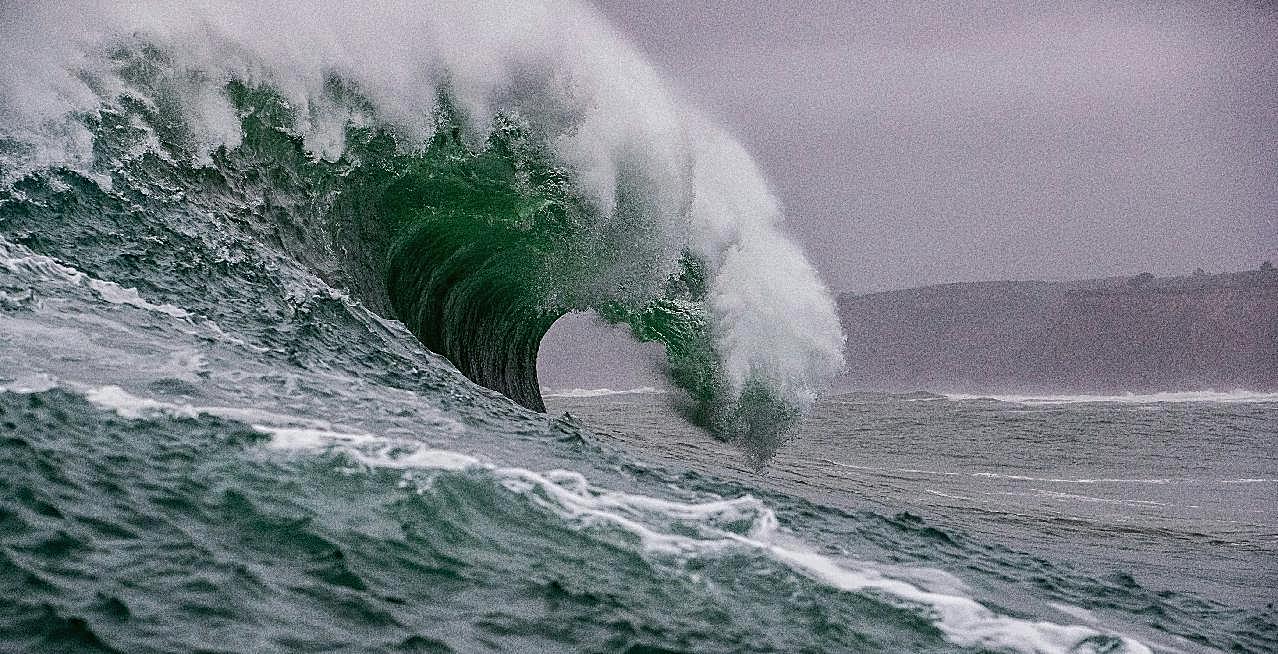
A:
[555,0,1278,398]
[593,1,1277,294]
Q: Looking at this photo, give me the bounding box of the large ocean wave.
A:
[0,1,844,457]
[1,5,1235,652]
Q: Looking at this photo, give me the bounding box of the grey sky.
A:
[591,0,1277,292]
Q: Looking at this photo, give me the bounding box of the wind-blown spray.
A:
[0,0,845,456]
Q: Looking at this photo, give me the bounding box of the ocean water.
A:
[1,3,1274,652]
[548,391,1278,652]
[2,366,1275,652]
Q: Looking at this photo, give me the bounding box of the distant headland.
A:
[836,264,1278,393]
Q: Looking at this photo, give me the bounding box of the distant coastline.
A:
[835,266,1278,393]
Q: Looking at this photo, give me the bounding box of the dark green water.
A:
[1,218,1273,652]
[2,376,1274,653]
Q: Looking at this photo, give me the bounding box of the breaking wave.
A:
[0,1,844,455]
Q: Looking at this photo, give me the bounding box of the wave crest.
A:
[0,1,845,454]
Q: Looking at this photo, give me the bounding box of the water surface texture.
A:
[1,3,1274,653]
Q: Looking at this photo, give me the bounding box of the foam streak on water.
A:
[945,390,1278,405]
[542,387,669,398]
[255,418,1151,654]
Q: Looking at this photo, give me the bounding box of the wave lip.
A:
[944,389,1278,405]
[0,1,846,457]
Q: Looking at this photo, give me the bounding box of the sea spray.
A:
[0,0,844,452]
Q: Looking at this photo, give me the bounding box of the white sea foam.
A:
[0,373,60,394]
[0,378,1152,653]
[945,390,1278,405]
[819,458,1272,488]
[261,425,1150,654]
[0,380,469,444]
[0,237,189,319]
[542,386,668,398]
[259,425,481,472]
[0,235,276,358]
[971,472,1177,484]
[84,385,202,420]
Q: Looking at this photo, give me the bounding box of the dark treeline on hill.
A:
[836,266,1278,393]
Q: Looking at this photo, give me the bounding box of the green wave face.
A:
[330,97,797,454]
[2,34,837,460]
[364,101,737,430]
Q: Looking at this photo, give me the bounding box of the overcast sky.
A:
[592,0,1277,293]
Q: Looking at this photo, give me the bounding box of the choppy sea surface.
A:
[1,104,1273,652]
[550,391,1278,648]
[3,279,1275,654]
